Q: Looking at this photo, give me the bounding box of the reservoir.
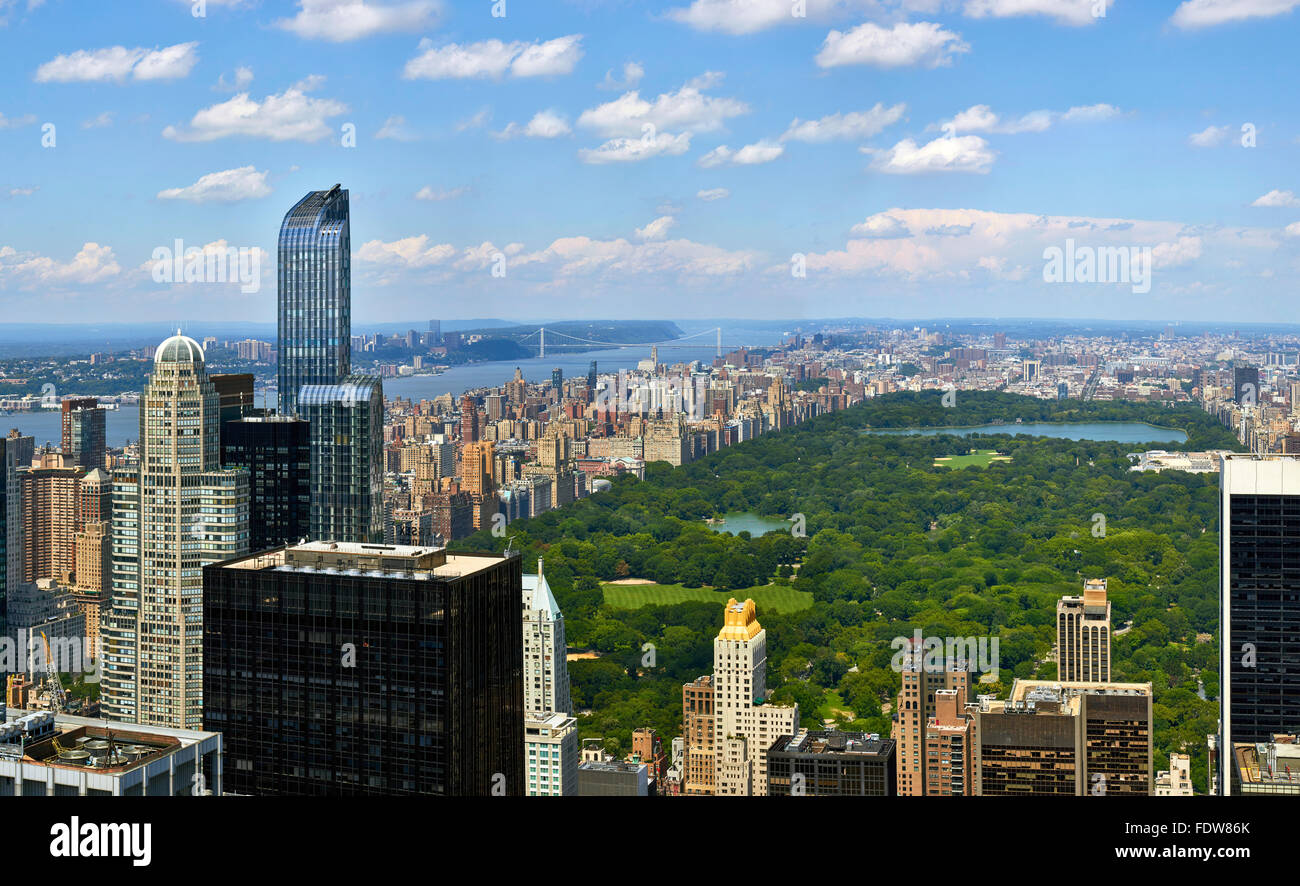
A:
[861,421,1188,444]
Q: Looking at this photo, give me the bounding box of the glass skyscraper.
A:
[1218,454,1300,794]
[299,377,384,544]
[277,184,351,418]
[276,184,384,544]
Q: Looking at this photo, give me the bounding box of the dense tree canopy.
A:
[455,392,1239,791]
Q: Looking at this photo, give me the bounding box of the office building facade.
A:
[1057,578,1112,683]
[203,542,524,796]
[1218,454,1300,794]
[299,376,384,544]
[221,414,311,552]
[767,731,896,796]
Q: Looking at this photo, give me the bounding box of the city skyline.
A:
[0,1,1298,323]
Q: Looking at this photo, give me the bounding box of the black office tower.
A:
[203,542,524,796]
[1234,364,1260,405]
[220,415,310,552]
[1218,454,1300,794]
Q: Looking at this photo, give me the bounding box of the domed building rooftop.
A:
[154,330,205,367]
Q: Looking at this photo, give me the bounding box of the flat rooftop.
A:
[218,541,508,580]
[775,731,894,758]
[1,712,219,775]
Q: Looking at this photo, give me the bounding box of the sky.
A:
[0,0,1298,326]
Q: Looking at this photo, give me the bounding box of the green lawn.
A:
[602,581,812,613]
[933,448,1011,469]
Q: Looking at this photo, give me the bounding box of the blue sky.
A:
[1,0,1299,325]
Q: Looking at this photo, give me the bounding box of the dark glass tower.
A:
[62,398,105,470]
[1218,454,1300,794]
[299,376,384,544]
[277,185,351,417]
[203,543,524,796]
[221,414,311,552]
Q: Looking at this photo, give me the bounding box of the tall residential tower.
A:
[277,185,351,418]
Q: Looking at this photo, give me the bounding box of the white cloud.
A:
[1171,0,1300,29]
[599,61,644,90]
[781,103,907,142]
[697,187,730,201]
[35,42,199,83]
[496,110,571,139]
[1061,103,1121,122]
[6,187,38,197]
[215,66,254,92]
[700,139,784,167]
[816,22,969,69]
[667,0,908,35]
[1284,221,1300,238]
[414,185,468,201]
[376,115,418,141]
[455,107,492,132]
[850,213,911,238]
[163,79,347,143]
[867,134,995,174]
[797,207,1220,281]
[276,0,440,41]
[81,111,114,129]
[940,102,1120,136]
[636,215,677,241]
[403,35,583,80]
[357,235,457,268]
[157,166,272,203]
[1188,124,1230,147]
[1151,236,1203,268]
[578,78,748,138]
[577,132,693,164]
[0,242,120,286]
[964,0,1111,26]
[0,112,36,129]
[1253,189,1300,208]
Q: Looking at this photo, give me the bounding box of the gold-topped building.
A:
[710,597,798,795]
[718,597,762,641]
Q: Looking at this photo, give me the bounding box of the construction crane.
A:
[39,632,67,714]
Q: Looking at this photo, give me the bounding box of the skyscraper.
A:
[1234,364,1260,406]
[131,333,249,730]
[221,414,311,552]
[973,680,1153,796]
[711,598,798,796]
[203,541,524,795]
[522,560,571,718]
[21,460,83,583]
[277,185,351,417]
[1057,578,1112,682]
[1218,454,1300,794]
[100,465,139,724]
[0,436,19,637]
[277,185,383,544]
[61,398,105,470]
[299,377,384,544]
[892,653,970,796]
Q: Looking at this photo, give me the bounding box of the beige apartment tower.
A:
[712,598,798,796]
[681,674,715,795]
[892,654,971,796]
[134,333,249,730]
[1057,578,1111,682]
